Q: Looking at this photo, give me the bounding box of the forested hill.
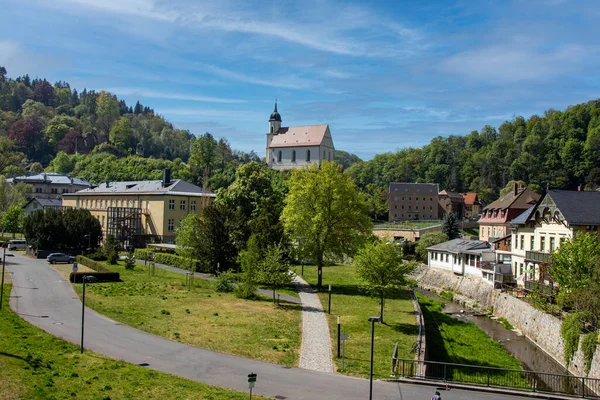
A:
[0,67,261,188]
[348,100,600,202]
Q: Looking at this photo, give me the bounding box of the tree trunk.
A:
[273,286,276,304]
[380,291,385,324]
[317,252,323,290]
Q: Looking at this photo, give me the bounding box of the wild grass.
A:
[73,261,301,366]
[0,284,266,399]
[295,264,418,379]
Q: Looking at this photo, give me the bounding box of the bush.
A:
[76,255,113,272]
[214,271,236,293]
[234,280,258,299]
[69,271,120,283]
[87,250,107,261]
[124,251,135,270]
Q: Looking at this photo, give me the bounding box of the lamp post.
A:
[368,316,381,400]
[0,245,6,310]
[81,275,98,353]
[337,315,341,358]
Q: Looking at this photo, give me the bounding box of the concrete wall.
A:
[414,265,600,380]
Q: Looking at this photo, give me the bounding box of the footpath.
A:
[7,254,527,400]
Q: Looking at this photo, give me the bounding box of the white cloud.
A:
[59,0,178,22]
[197,63,315,90]
[105,87,245,103]
[442,44,587,83]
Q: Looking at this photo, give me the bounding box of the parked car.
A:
[47,253,75,264]
[7,239,27,250]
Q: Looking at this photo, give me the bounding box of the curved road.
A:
[7,254,528,400]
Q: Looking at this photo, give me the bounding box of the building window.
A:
[35,187,43,193]
[62,188,68,193]
[169,199,175,210]
[520,235,524,250]
[180,200,186,210]
[191,200,196,211]
[550,237,555,251]
[487,227,490,237]
[540,236,546,251]
[402,197,405,200]
[168,219,174,232]
[277,150,282,162]
[292,150,296,162]
[394,196,398,201]
[95,200,99,208]
[51,188,58,194]
[423,206,425,210]
[519,263,524,276]
[306,150,311,162]
[530,236,534,250]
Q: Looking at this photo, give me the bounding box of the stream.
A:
[415,288,576,393]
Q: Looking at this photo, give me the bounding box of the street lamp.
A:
[81,275,98,353]
[368,316,381,400]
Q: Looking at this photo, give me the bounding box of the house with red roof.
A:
[478,183,540,242]
[462,192,481,219]
[265,101,335,170]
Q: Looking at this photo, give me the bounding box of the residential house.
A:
[510,189,600,287]
[438,190,465,218]
[8,172,91,200]
[266,101,335,170]
[462,192,481,219]
[62,170,215,246]
[427,238,491,278]
[478,184,540,242]
[388,183,440,221]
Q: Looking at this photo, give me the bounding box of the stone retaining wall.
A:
[413,265,600,380]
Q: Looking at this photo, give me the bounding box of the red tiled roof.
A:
[270,124,329,148]
[463,192,477,205]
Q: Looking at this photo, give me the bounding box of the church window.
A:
[270,126,274,133]
[277,150,282,162]
[292,150,296,162]
[306,150,311,162]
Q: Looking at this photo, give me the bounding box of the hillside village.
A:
[3,3,600,398]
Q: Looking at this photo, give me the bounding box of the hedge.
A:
[70,271,120,283]
[134,248,209,273]
[76,255,113,273]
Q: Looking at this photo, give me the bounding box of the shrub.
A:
[124,251,135,270]
[70,271,120,283]
[561,312,585,366]
[234,280,258,300]
[133,249,208,272]
[76,255,113,272]
[87,251,107,261]
[214,271,236,293]
[582,332,598,375]
[498,317,514,330]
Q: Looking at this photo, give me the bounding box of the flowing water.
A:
[415,288,576,393]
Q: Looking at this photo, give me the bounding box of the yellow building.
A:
[62,172,215,246]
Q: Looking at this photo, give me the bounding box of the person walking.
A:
[431,391,442,400]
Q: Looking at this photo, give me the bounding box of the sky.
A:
[1,0,600,160]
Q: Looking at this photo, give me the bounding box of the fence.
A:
[391,358,600,398]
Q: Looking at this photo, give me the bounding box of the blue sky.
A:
[1,0,599,160]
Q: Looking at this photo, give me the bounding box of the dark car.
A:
[47,253,75,264]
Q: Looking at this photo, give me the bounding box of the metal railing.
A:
[525,250,552,263]
[409,290,424,359]
[391,358,600,398]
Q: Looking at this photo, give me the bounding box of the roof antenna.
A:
[274,98,278,112]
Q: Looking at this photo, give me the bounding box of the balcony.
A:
[525,250,552,264]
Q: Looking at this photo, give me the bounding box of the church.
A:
[265,102,335,170]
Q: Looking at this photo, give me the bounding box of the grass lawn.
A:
[73,261,301,366]
[0,284,266,400]
[417,294,527,387]
[296,264,418,379]
[373,221,441,230]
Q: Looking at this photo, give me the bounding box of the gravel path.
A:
[294,275,335,373]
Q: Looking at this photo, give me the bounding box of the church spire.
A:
[268,99,282,134]
[274,98,278,113]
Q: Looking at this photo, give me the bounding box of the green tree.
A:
[364,183,388,221]
[96,91,120,142]
[175,214,201,271]
[189,133,217,187]
[195,203,241,273]
[355,240,415,323]
[442,213,461,240]
[104,234,119,264]
[256,243,294,303]
[415,231,448,262]
[551,233,600,319]
[29,162,43,173]
[2,204,24,237]
[281,161,372,290]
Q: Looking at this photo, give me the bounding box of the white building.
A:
[427,239,491,278]
[8,172,91,200]
[265,102,335,170]
[23,198,65,216]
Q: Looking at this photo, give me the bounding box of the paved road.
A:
[7,254,530,400]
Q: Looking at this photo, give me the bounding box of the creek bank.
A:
[411,265,600,380]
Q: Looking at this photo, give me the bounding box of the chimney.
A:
[513,183,518,196]
[162,168,171,187]
[106,181,110,188]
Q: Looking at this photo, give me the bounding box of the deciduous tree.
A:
[281,161,372,290]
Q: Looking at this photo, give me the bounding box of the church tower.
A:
[269,100,282,134]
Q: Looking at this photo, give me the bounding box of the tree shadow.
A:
[389,322,418,335]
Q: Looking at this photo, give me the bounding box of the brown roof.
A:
[462,192,478,205]
[439,190,463,199]
[270,124,329,148]
[484,188,540,211]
